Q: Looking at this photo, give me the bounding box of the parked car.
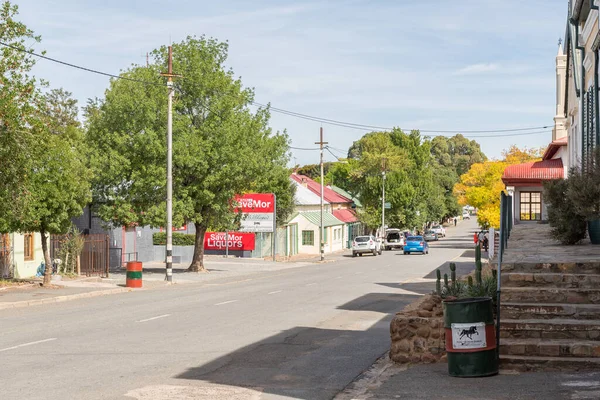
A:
[352,235,382,257]
[462,211,471,220]
[430,224,446,238]
[423,230,438,242]
[403,235,429,255]
[384,229,405,250]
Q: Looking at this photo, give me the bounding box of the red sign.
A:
[234,193,275,213]
[204,232,256,251]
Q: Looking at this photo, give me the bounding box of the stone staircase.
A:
[499,262,600,371]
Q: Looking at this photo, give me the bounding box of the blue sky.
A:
[16,0,566,165]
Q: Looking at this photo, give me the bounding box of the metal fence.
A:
[495,191,513,357]
[0,234,13,278]
[51,234,110,277]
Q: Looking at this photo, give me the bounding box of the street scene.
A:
[2,1,600,399]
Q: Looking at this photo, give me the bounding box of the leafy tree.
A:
[295,162,334,181]
[430,134,487,176]
[0,1,40,232]
[86,36,293,272]
[453,146,541,229]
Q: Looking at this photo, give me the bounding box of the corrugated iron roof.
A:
[542,136,568,160]
[333,209,359,223]
[330,185,362,208]
[290,173,352,204]
[291,178,329,206]
[289,211,344,227]
[502,159,564,183]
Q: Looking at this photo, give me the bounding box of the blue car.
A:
[403,236,429,255]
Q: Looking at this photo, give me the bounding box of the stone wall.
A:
[389,294,446,364]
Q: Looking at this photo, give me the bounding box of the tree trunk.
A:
[188,222,208,272]
[40,230,53,286]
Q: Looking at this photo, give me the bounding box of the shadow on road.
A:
[175,291,431,399]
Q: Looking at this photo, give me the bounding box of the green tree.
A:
[0,1,40,232]
[86,36,293,272]
[430,134,487,176]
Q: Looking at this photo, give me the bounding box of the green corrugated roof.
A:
[289,211,344,227]
[330,185,362,208]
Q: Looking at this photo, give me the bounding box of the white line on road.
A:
[268,290,282,295]
[306,283,317,286]
[214,300,238,306]
[137,314,171,323]
[0,338,57,353]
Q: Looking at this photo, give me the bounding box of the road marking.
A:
[0,338,57,353]
[214,300,237,306]
[268,290,282,295]
[137,314,171,323]
[306,283,317,286]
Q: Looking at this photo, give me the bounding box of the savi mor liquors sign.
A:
[235,193,275,233]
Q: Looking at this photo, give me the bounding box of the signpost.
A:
[235,193,276,261]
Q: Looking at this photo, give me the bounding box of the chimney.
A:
[301,177,308,187]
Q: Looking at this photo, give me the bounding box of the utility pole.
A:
[160,46,181,282]
[315,127,328,261]
[381,158,387,239]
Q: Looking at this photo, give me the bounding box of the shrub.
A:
[543,179,587,244]
[152,232,196,246]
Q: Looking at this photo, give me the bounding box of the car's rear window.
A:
[406,236,422,241]
[387,232,400,240]
[425,230,435,234]
[355,237,370,242]
[432,226,441,229]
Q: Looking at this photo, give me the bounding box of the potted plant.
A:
[568,149,600,244]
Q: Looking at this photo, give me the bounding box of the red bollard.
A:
[126,261,143,288]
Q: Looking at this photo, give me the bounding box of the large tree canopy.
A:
[86,36,294,272]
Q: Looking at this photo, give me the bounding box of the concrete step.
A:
[501,287,600,304]
[500,303,600,320]
[500,355,600,372]
[500,318,600,340]
[501,272,600,289]
[502,262,600,275]
[500,338,600,358]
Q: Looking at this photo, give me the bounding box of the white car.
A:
[431,225,446,238]
[352,235,382,257]
[384,229,405,250]
[462,211,471,220]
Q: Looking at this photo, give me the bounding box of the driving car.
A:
[462,211,471,220]
[403,235,429,255]
[430,224,445,238]
[352,235,383,257]
[423,230,438,242]
[384,229,405,250]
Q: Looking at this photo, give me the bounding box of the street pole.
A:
[272,193,277,262]
[160,45,181,282]
[381,158,386,238]
[315,128,328,261]
[225,230,229,258]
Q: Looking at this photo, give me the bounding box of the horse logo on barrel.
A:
[459,325,478,340]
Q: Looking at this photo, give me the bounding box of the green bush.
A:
[152,232,196,246]
[544,179,587,245]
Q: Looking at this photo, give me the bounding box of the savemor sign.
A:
[204,232,255,251]
[234,193,275,233]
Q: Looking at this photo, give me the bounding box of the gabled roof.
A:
[290,173,352,204]
[542,137,568,160]
[330,185,362,208]
[290,178,329,206]
[502,159,565,184]
[333,209,359,223]
[288,211,344,227]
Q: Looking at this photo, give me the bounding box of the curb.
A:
[0,287,133,311]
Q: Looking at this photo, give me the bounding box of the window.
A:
[302,230,314,246]
[324,228,328,244]
[520,192,542,221]
[24,233,34,260]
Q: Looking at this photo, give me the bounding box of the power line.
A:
[0,41,165,87]
[289,145,321,150]
[325,146,342,161]
[4,41,553,137]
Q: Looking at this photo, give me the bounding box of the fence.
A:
[495,191,513,357]
[0,234,13,278]
[253,225,299,259]
[51,234,110,277]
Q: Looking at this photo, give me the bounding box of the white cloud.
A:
[454,63,500,75]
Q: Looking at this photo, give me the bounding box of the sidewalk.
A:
[336,354,600,400]
[0,252,346,311]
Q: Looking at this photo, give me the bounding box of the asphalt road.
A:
[0,220,479,400]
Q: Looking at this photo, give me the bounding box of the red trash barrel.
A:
[126,261,143,288]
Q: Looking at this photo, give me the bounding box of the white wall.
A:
[288,214,345,255]
[13,232,44,278]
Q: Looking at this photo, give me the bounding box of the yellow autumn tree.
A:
[453,146,543,229]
